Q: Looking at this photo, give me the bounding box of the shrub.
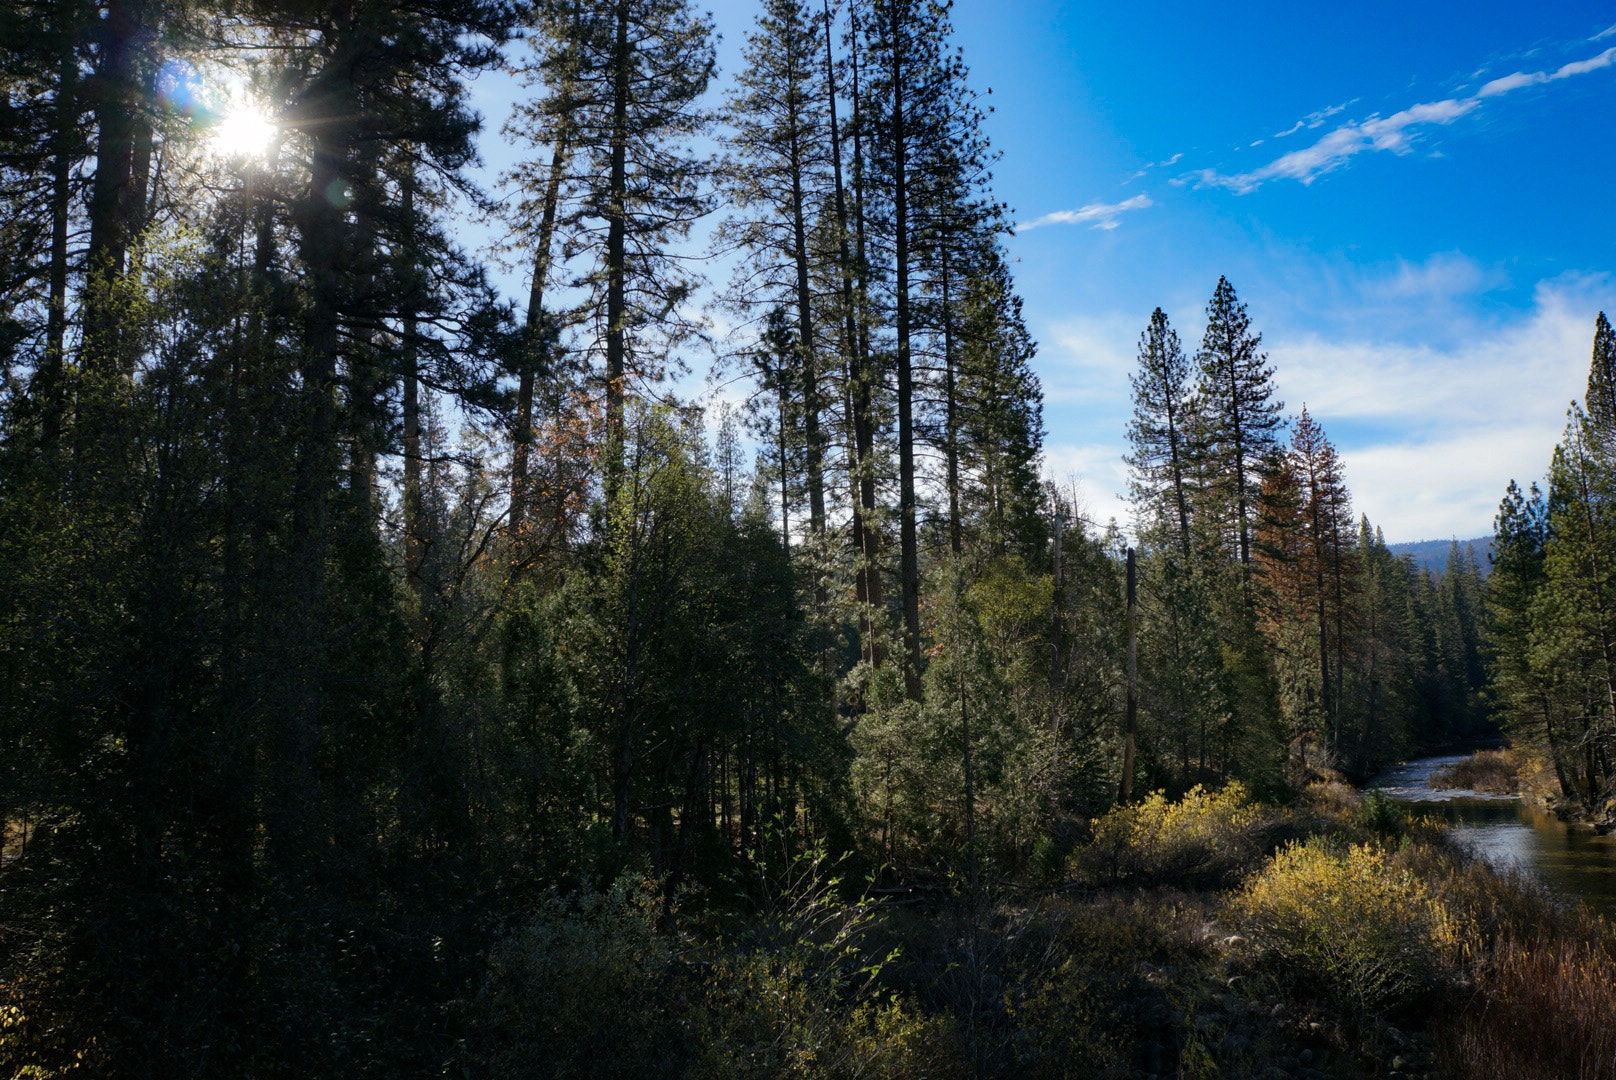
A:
[474,879,684,1079]
[1008,893,1220,1079]
[690,843,968,1080]
[1231,838,1457,1014]
[1357,787,1404,835]
[1076,783,1270,887]
[1430,750,1519,794]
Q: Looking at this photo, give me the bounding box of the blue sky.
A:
[470,1,1616,542]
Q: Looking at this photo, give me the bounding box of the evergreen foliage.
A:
[0,3,1598,1073]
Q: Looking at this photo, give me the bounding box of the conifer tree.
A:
[1586,311,1616,459]
[511,0,716,488]
[1195,276,1283,578]
[717,0,836,534]
[1126,306,1199,560]
[953,249,1045,555]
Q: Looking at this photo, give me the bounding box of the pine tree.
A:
[1586,311,1616,459]
[716,0,836,535]
[952,248,1045,555]
[1126,306,1199,560]
[1195,276,1283,579]
[510,0,716,489]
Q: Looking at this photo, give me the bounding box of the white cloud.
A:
[1367,251,1502,303]
[1478,46,1616,97]
[1192,46,1616,193]
[1041,442,1132,535]
[1592,23,1616,41]
[1194,98,1479,193]
[1033,268,1614,544]
[1268,275,1612,538]
[1017,194,1154,232]
[1273,99,1355,139]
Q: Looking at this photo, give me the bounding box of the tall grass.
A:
[1438,933,1616,1080]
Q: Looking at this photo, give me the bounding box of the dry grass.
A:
[1437,932,1616,1080]
[1430,750,1518,794]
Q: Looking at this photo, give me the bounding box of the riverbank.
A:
[1427,746,1615,831]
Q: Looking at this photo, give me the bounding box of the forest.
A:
[2,0,1614,1076]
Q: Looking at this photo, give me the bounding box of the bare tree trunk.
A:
[888,1,922,700]
[513,125,571,537]
[1119,548,1139,804]
[604,0,631,496]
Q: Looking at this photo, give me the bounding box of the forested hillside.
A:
[0,0,1610,1076]
[1386,538,1492,579]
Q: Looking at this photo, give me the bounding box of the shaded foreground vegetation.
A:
[456,785,1616,1079]
[16,782,1593,1078]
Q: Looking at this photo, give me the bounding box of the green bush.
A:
[474,879,684,1079]
[1358,787,1405,835]
[690,845,967,1080]
[1231,838,1456,1013]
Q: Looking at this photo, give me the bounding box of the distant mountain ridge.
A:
[1386,536,1493,577]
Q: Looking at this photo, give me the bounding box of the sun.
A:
[210,99,277,160]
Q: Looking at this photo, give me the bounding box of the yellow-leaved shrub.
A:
[1077,783,1269,887]
[1231,838,1457,1013]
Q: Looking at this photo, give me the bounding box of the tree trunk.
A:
[1120,548,1138,803]
[889,0,922,700]
[786,80,825,536]
[942,252,961,554]
[604,0,632,495]
[40,0,78,448]
[82,0,142,374]
[844,1,883,667]
[513,125,571,537]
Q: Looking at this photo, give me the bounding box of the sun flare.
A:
[211,100,277,160]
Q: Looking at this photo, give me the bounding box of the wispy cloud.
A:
[1479,46,1616,95]
[1593,23,1616,41]
[1125,153,1182,185]
[1017,194,1154,232]
[1273,99,1355,139]
[1191,46,1616,193]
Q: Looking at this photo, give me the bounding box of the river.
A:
[1369,754,1616,916]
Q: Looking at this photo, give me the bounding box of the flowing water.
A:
[1369,754,1616,916]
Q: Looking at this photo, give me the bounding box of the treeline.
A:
[1490,313,1616,813]
[0,0,1065,1070]
[1124,283,1489,791]
[0,0,1508,1073]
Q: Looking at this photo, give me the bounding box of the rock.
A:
[1392,1056,1407,1070]
[1299,1048,1314,1066]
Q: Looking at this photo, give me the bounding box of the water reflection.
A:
[1369,755,1616,916]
